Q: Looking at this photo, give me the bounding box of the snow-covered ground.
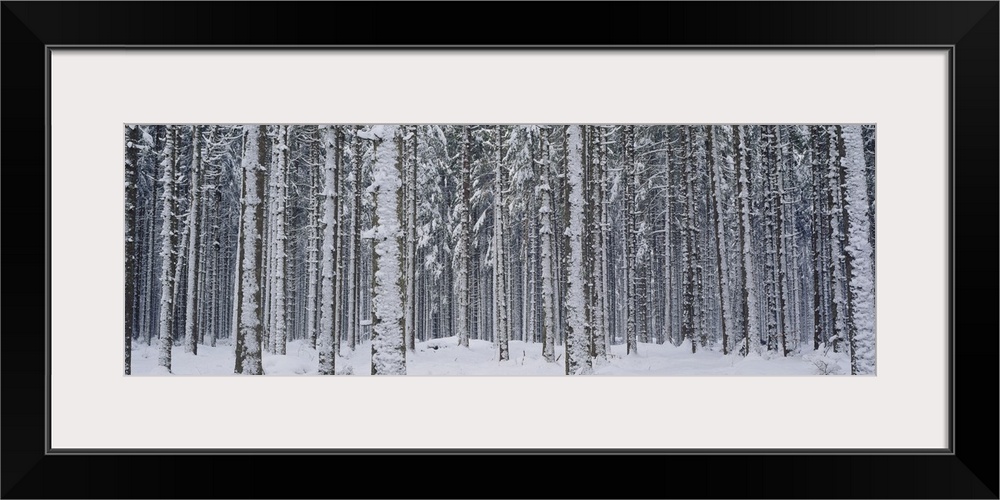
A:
[130,336,851,376]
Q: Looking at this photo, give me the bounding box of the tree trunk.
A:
[564,125,591,375]
[183,126,202,354]
[841,125,876,374]
[234,125,267,375]
[306,126,321,349]
[706,126,732,354]
[493,125,510,361]
[318,126,339,375]
[456,126,472,348]
[828,125,848,352]
[733,126,760,356]
[405,125,418,352]
[539,127,557,362]
[350,126,363,351]
[124,125,141,374]
[156,125,179,372]
[371,126,407,375]
[623,125,638,355]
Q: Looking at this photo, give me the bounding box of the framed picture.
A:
[3,2,995,498]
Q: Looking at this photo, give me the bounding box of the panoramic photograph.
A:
[124,124,875,376]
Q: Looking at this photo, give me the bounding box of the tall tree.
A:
[681,126,698,353]
[539,126,557,362]
[234,125,267,375]
[124,125,142,374]
[809,126,825,350]
[828,125,848,352]
[623,125,638,355]
[769,126,791,356]
[140,127,162,347]
[156,126,179,372]
[564,125,591,375]
[663,129,675,346]
[455,126,472,348]
[183,126,203,355]
[493,125,510,361]
[370,125,406,375]
[333,126,344,357]
[734,125,761,356]
[318,126,339,375]
[305,126,321,349]
[349,126,364,351]
[270,125,289,355]
[706,126,732,354]
[841,125,876,374]
[405,125,418,352]
[590,126,607,361]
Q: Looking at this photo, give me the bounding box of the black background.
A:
[2,2,996,498]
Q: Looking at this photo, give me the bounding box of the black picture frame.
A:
[2,2,996,498]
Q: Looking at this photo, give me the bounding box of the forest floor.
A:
[131,336,850,375]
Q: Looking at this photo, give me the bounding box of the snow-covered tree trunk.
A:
[841,125,876,374]
[405,125,418,352]
[318,126,339,375]
[263,134,275,352]
[209,146,223,348]
[809,126,824,350]
[623,125,638,355]
[170,194,190,344]
[583,125,599,357]
[195,143,211,346]
[828,125,848,353]
[521,230,530,343]
[142,194,156,342]
[706,126,733,354]
[733,126,760,356]
[286,129,299,345]
[528,226,536,342]
[539,127,557,362]
[333,127,344,357]
[305,127,320,349]
[591,126,607,361]
[694,130,708,350]
[234,125,267,375]
[183,126,202,354]
[262,162,273,352]
[125,125,141,374]
[564,125,591,375]
[231,171,243,347]
[635,193,650,347]
[350,126,363,351]
[156,126,179,372]
[681,126,698,353]
[663,134,675,346]
[789,210,803,351]
[770,126,791,356]
[493,125,510,361]
[598,128,610,355]
[272,125,289,355]
[370,126,406,375]
[140,127,160,346]
[559,128,571,348]
[455,126,472,348]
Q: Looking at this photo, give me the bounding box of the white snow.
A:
[129,337,850,376]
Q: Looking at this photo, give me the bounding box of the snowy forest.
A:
[125,124,875,376]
